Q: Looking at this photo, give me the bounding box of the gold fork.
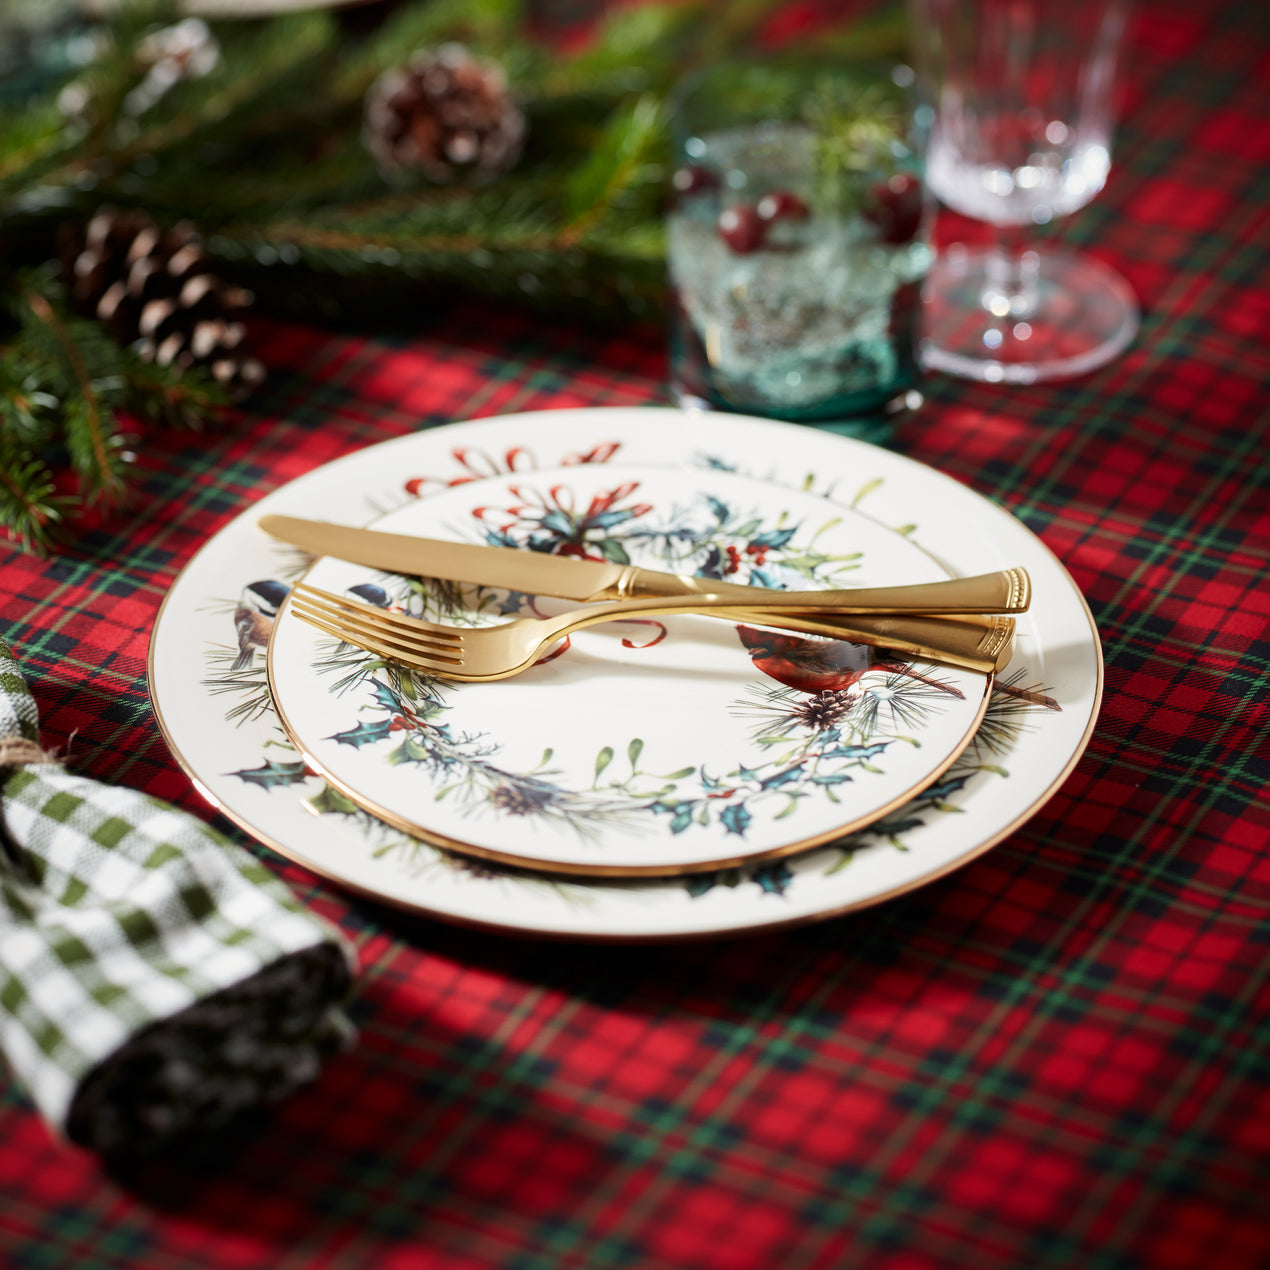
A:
[288,583,1016,681]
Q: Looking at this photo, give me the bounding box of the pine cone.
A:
[63,207,265,398]
[362,43,525,182]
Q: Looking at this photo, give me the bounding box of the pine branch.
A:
[0,0,913,550]
[561,93,667,243]
[18,288,129,506]
[120,355,232,430]
[0,432,68,556]
[0,270,233,551]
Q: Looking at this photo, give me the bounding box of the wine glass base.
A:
[918,246,1140,384]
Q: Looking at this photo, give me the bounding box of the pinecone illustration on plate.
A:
[362,43,526,182]
[63,206,265,398]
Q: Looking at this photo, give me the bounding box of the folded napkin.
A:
[0,638,356,1156]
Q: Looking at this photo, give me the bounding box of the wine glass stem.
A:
[982,223,1040,321]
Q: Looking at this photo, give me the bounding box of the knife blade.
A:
[258,515,1029,615]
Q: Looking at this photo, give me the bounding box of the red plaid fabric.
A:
[1,1,1268,1267]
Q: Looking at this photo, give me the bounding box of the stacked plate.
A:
[149,408,1102,940]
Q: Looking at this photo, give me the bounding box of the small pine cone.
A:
[63,206,265,398]
[487,782,553,817]
[362,43,525,182]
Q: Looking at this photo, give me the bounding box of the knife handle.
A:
[610,567,1030,615]
[719,610,1016,674]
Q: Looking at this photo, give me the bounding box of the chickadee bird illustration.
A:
[232,579,290,670]
[347,582,391,607]
[734,624,965,698]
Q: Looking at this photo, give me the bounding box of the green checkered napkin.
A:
[0,639,357,1156]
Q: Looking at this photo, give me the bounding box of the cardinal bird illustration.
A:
[733,624,966,698]
[232,579,290,670]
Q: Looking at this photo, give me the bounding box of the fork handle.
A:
[608,567,1030,614]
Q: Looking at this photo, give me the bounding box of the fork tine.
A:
[287,601,458,663]
[290,603,466,672]
[289,588,463,655]
[291,583,465,647]
[289,589,464,657]
[291,601,466,667]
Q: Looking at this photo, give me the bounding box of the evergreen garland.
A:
[0,0,907,552]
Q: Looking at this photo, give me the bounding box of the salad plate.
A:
[148,406,1101,940]
[266,464,992,876]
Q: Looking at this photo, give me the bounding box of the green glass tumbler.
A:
[667,60,932,427]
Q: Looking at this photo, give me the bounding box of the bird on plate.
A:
[733,624,965,698]
[347,582,391,607]
[232,579,290,670]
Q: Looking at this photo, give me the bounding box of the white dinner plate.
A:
[266,464,991,876]
[148,407,1101,940]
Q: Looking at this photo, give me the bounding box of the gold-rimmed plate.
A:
[148,407,1101,940]
[264,464,992,877]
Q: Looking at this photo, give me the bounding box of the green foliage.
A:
[0,270,229,552]
[0,0,908,552]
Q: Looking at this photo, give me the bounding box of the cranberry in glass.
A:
[717,204,767,254]
[865,173,924,244]
[671,165,719,197]
[756,189,809,224]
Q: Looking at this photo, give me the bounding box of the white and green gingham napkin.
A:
[0,638,357,1156]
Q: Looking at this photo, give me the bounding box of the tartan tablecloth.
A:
[2,1,1268,1266]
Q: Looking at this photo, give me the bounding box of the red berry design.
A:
[756,189,809,223]
[865,173,923,245]
[717,204,767,254]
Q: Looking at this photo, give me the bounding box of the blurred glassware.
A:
[666,60,932,431]
[908,0,1139,383]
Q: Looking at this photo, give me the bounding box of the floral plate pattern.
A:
[266,466,991,876]
[147,407,1101,940]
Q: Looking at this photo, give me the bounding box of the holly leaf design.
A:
[720,803,752,836]
[825,741,890,760]
[751,862,793,895]
[750,526,798,550]
[706,495,731,523]
[328,718,395,748]
[233,758,312,789]
[699,545,725,579]
[593,509,640,529]
[651,798,698,834]
[497,590,531,615]
[670,807,695,833]
[370,682,403,712]
[598,539,632,565]
[747,566,785,589]
[921,774,970,802]
[760,764,804,790]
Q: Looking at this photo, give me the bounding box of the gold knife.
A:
[258,514,1020,672]
[259,515,1029,612]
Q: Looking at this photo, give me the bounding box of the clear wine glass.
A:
[908,0,1139,383]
